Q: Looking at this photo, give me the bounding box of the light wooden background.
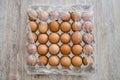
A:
[0,0,120,80]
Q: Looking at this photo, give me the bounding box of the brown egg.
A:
[28,9,38,21]
[60,33,70,43]
[39,22,48,33]
[32,33,37,42]
[71,31,82,44]
[60,22,71,32]
[72,45,82,55]
[27,33,37,43]
[49,56,59,66]
[83,45,93,55]
[38,45,48,55]
[38,34,48,44]
[49,11,59,21]
[82,57,88,65]
[39,56,48,65]
[49,33,60,43]
[72,56,82,67]
[38,10,49,21]
[61,12,71,21]
[71,11,81,21]
[60,44,71,55]
[82,12,93,21]
[88,56,94,65]
[27,55,36,66]
[49,21,59,32]
[83,33,94,44]
[29,21,38,32]
[72,22,82,31]
[60,56,71,67]
[49,44,59,55]
[27,44,37,54]
[82,21,93,33]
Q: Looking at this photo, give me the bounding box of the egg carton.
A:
[25,4,96,76]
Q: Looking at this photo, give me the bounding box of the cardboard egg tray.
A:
[25,5,95,76]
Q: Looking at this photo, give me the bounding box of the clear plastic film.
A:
[25,0,96,77]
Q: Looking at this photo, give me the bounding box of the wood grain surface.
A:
[0,0,120,80]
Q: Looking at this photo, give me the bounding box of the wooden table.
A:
[0,0,120,80]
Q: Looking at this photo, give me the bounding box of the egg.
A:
[49,33,60,43]
[83,44,93,55]
[38,44,48,55]
[38,34,48,44]
[49,56,59,66]
[61,12,71,21]
[49,44,59,55]
[88,56,94,65]
[49,10,59,21]
[27,44,37,54]
[60,22,71,32]
[38,10,49,21]
[49,21,59,32]
[82,57,88,65]
[82,21,93,33]
[60,56,71,67]
[39,22,48,33]
[60,33,70,43]
[29,21,38,32]
[71,11,81,21]
[82,12,93,21]
[27,33,37,43]
[83,33,94,44]
[39,56,48,65]
[71,31,82,44]
[72,45,82,55]
[60,44,71,55]
[72,22,82,31]
[72,56,82,67]
[32,33,37,42]
[27,55,36,66]
[28,9,38,21]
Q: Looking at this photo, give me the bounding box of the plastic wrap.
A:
[25,0,96,77]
